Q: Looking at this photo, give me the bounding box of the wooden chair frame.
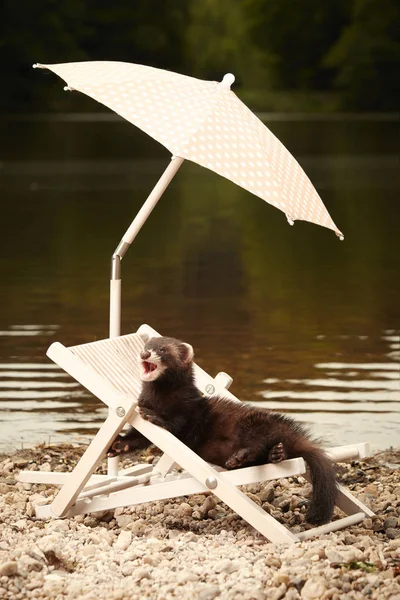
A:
[19,324,374,544]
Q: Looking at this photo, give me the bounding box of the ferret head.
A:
[139,336,194,382]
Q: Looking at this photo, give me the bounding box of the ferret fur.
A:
[109,336,338,525]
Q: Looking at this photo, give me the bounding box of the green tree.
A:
[245,0,349,89]
[184,0,268,88]
[85,1,188,71]
[324,0,400,110]
[0,0,189,111]
[0,0,89,110]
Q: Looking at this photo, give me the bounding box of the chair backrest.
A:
[66,324,239,404]
[70,333,144,398]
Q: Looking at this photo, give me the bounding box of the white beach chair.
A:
[19,323,374,544]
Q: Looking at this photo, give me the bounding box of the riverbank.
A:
[0,445,399,600]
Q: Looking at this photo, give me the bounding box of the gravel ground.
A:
[0,444,399,600]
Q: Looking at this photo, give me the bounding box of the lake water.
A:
[0,114,399,453]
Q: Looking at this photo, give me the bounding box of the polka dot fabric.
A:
[40,61,343,237]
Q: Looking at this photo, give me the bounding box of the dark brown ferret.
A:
[109,336,338,525]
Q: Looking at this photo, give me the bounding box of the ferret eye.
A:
[159,347,166,353]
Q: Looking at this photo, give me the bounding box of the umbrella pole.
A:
[106,155,184,475]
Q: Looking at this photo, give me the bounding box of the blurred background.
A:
[1,0,400,112]
[0,0,399,452]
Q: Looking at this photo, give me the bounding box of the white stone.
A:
[198,586,221,600]
[132,567,151,581]
[114,530,132,550]
[39,462,51,472]
[300,577,327,599]
[116,514,133,528]
[82,545,97,557]
[214,559,237,574]
[44,573,65,582]
[282,546,304,561]
[325,546,364,563]
[121,562,135,577]
[178,570,199,583]
[46,520,69,533]
[268,584,287,600]
[18,555,43,572]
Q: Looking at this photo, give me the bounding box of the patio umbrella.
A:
[34,62,342,235]
[33,61,343,337]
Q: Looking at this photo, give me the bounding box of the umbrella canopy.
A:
[34,61,343,238]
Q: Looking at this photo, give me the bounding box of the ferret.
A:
[109,336,338,525]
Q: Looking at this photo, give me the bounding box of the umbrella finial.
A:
[221,73,235,89]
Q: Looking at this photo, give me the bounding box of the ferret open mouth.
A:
[140,359,163,381]
[142,361,157,375]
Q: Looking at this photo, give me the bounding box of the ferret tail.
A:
[297,441,338,525]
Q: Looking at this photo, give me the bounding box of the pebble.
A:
[384,517,398,530]
[268,583,287,600]
[132,567,151,581]
[39,462,51,472]
[198,586,221,600]
[0,563,18,577]
[116,514,133,528]
[121,562,135,576]
[177,570,199,583]
[199,496,217,517]
[214,559,238,574]
[114,531,132,550]
[300,577,327,599]
[258,484,275,503]
[47,520,69,533]
[176,502,193,517]
[325,546,364,563]
[386,528,400,539]
[82,545,97,557]
[0,444,399,600]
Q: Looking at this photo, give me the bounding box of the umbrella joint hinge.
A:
[111,255,121,280]
[111,241,130,279]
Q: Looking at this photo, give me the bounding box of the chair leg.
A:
[302,473,374,518]
[49,408,132,517]
[335,484,374,517]
[155,454,178,476]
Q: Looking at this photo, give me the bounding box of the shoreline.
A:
[0,444,399,600]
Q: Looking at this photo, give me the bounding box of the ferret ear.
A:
[180,342,194,363]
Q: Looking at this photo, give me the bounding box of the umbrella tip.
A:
[286,215,295,226]
[221,73,235,89]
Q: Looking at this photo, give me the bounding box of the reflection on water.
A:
[256,332,400,448]
[0,115,399,452]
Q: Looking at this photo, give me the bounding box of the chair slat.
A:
[70,333,144,397]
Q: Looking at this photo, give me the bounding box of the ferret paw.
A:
[268,442,287,463]
[107,435,132,457]
[225,448,253,469]
[138,408,166,428]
